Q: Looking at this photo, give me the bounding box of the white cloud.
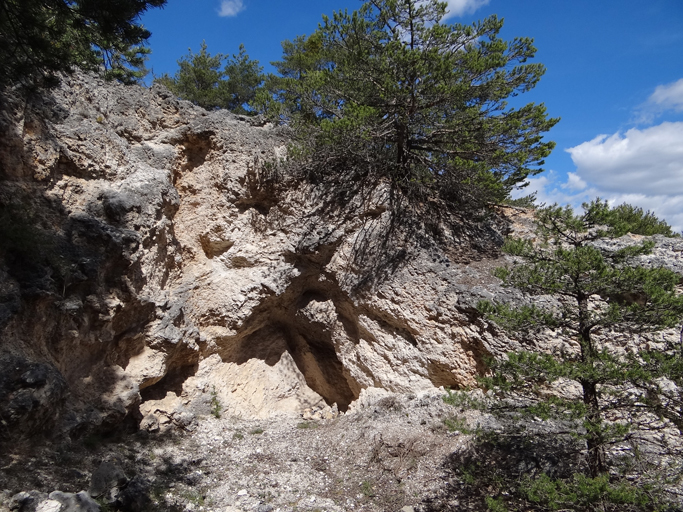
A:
[218,0,245,17]
[635,78,683,123]
[516,122,683,232]
[514,171,598,210]
[648,78,683,113]
[566,122,683,196]
[442,0,490,19]
[521,79,683,233]
[563,172,587,191]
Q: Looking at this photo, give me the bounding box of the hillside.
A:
[0,74,681,512]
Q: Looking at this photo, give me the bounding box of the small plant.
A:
[297,421,317,429]
[249,427,264,435]
[521,473,661,511]
[442,388,482,409]
[94,498,115,512]
[96,114,105,124]
[210,386,222,418]
[460,465,477,485]
[232,431,244,440]
[150,483,169,504]
[443,416,467,433]
[360,480,375,498]
[257,490,275,503]
[485,496,508,512]
[181,490,205,506]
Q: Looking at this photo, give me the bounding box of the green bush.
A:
[606,202,679,237]
[522,473,661,511]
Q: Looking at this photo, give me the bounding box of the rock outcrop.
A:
[1,73,680,440]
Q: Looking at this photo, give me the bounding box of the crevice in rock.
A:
[56,152,100,180]
[426,361,463,389]
[214,242,363,412]
[234,157,278,215]
[139,362,199,401]
[173,131,213,185]
[199,237,233,259]
[358,307,420,348]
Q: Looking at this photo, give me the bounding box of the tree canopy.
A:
[0,0,166,88]
[257,0,558,209]
[155,42,264,115]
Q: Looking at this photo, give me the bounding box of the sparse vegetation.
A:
[180,489,205,507]
[94,498,115,512]
[360,480,375,498]
[210,386,223,419]
[297,421,317,429]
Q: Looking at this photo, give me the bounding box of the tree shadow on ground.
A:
[421,432,585,512]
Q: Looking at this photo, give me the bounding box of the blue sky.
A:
[140,0,683,231]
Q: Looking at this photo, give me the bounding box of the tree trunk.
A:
[582,378,607,477]
[578,294,606,477]
[396,121,407,167]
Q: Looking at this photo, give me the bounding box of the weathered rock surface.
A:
[9,490,100,512]
[0,73,681,440]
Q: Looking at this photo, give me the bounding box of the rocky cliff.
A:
[1,74,680,442]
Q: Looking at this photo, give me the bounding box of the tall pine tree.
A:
[260,0,558,209]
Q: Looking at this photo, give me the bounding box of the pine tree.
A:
[0,0,166,88]
[259,0,558,210]
[155,42,226,110]
[221,44,265,115]
[479,199,683,480]
[156,42,264,114]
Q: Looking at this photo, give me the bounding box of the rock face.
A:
[0,74,680,439]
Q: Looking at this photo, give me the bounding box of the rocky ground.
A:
[0,390,492,512]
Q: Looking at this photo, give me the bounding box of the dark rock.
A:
[0,355,67,437]
[88,461,127,498]
[117,476,152,512]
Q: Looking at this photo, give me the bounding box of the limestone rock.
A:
[0,356,67,435]
[46,492,100,512]
[9,491,99,512]
[0,72,680,438]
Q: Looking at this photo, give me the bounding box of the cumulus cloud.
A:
[518,178,683,233]
[442,0,490,18]
[520,77,683,232]
[563,172,587,192]
[516,122,683,232]
[513,171,597,210]
[218,0,244,17]
[566,122,683,196]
